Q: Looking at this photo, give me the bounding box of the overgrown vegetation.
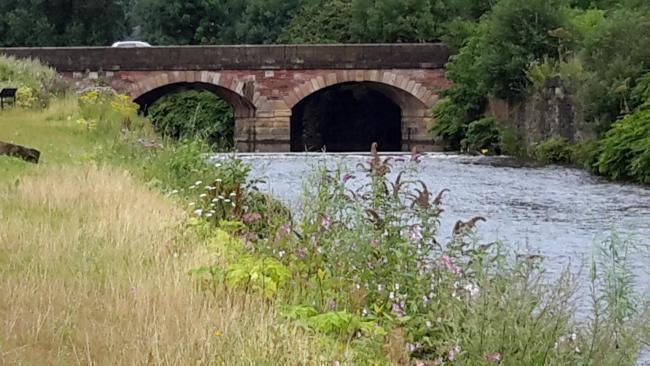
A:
[147,90,235,149]
[0,55,63,108]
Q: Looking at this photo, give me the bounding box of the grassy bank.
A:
[0,102,353,365]
[2,98,648,365]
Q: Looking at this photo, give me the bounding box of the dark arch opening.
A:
[134,82,255,118]
[291,82,402,152]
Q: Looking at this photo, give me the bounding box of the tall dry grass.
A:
[0,166,348,365]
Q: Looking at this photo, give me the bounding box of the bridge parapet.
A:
[0,44,451,72]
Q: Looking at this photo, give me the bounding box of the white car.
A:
[111,41,152,48]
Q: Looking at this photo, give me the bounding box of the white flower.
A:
[389,291,395,300]
[173,252,179,258]
[194,180,203,185]
[395,283,400,290]
[199,193,208,198]
[278,250,286,258]
[570,333,577,342]
[575,346,581,353]
[212,198,220,202]
[193,209,203,216]
[205,212,213,218]
[229,192,236,196]
[189,202,196,207]
[214,163,222,168]
[362,308,368,317]
[426,320,432,328]
[464,282,480,298]
[224,199,231,203]
[377,284,384,292]
[215,178,223,183]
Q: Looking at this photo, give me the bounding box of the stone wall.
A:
[488,77,593,148]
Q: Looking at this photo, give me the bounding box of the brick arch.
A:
[130,71,256,117]
[284,71,438,111]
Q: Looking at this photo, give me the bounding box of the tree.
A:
[278,0,354,43]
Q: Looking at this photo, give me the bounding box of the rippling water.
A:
[215,152,650,362]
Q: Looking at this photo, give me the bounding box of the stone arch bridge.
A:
[1,44,451,152]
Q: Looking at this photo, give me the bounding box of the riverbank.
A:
[0,101,354,364]
[1,99,649,365]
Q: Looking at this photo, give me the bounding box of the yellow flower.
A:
[480,148,489,155]
[214,330,222,337]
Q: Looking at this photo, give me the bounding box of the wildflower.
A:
[362,308,368,317]
[391,302,405,317]
[329,299,337,310]
[407,343,417,353]
[370,239,379,248]
[214,163,222,167]
[215,178,223,183]
[200,193,208,198]
[441,255,460,275]
[212,198,220,203]
[426,320,432,328]
[377,284,384,292]
[296,247,307,259]
[448,344,461,361]
[278,250,286,258]
[205,212,213,218]
[342,173,356,183]
[195,180,203,185]
[483,352,501,363]
[410,226,423,241]
[481,148,489,155]
[575,346,581,353]
[193,209,203,216]
[205,185,216,191]
[570,333,577,342]
[224,199,231,203]
[214,330,222,337]
[395,283,400,290]
[243,212,262,224]
[169,189,179,195]
[173,252,179,258]
[422,295,429,306]
[464,282,480,298]
[320,215,331,230]
[189,202,196,207]
[389,291,395,300]
[229,192,237,196]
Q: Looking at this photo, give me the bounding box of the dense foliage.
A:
[147,90,235,149]
[0,55,63,108]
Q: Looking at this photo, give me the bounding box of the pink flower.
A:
[242,212,262,224]
[448,344,461,361]
[483,352,502,363]
[296,247,307,259]
[441,255,460,275]
[342,173,356,183]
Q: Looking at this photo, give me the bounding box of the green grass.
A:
[0,101,357,365]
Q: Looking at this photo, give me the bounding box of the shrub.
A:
[533,137,575,164]
[594,101,650,183]
[147,90,235,149]
[462,117,500,154]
